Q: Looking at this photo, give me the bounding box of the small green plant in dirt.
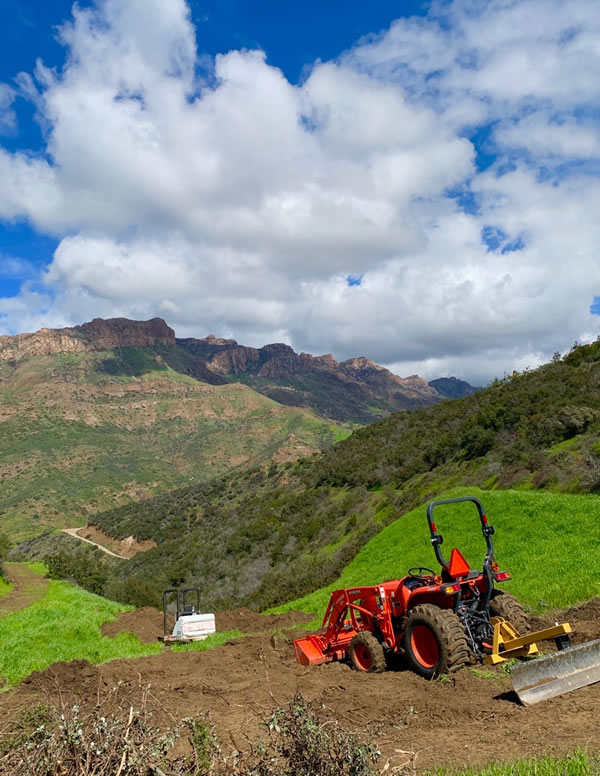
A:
[255,693,380,776]
[470,668,502,681]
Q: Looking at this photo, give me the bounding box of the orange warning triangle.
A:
[448,548,470,578]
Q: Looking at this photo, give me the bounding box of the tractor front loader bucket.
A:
[294,635,330,666]
[511,638,600,705]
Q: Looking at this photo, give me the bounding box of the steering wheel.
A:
[408,567,437,581]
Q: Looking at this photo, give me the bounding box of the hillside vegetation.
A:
[273,488,600,619]
[28,339,600,613]
[0,345,342,541]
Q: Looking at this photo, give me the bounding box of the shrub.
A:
[0,533,10,580]
[255,694,380,776]
[45,550,108,596]
[103,576,162,609]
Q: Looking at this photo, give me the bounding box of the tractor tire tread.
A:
[405,604,471,677]
[349,631,386,673]
[489,591,531,634]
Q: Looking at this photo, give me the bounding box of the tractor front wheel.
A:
[404,604,470,679]
[489,591,530,634]
[348,631,386,673]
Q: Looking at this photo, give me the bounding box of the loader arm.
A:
[321,586,381,645]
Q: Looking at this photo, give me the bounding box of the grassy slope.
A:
[273,488,600,619]
[0,578,12,598]
[0,347,343,542]
[0,576,162,685]
[432,751,600,776]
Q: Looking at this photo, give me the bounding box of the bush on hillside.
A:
[103,576,162,609]
[0,533,11,579]
[45,550,108,596]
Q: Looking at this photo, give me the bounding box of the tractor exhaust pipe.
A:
[511,638,600,705]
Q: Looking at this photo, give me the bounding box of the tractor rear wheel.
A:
[489,591,530,634]
[404,604,470,679]
[348,631,386,673]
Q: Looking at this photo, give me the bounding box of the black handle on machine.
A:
[162,587,202,636]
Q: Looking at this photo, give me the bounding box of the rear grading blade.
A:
[511,638,600,705]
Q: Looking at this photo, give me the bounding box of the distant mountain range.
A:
[177,333,477,423]
[1,317,477,423]
[0,316,476,541]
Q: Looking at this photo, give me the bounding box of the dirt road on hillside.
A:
[3,599,600,772]
[62,527,127,559]
[0,564,48,616]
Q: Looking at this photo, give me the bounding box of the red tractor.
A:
[295,497,581,699]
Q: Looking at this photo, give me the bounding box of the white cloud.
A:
[0,85,17,134]
[0,0,599,383]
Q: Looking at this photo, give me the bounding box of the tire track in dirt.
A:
[0,564,48,616]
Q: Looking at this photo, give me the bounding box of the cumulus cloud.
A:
[0,0,599,384]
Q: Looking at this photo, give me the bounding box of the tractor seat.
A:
[182,605,195,616]
[403,577,428,590]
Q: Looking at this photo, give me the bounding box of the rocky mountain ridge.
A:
[177,335,444,420]
[0,318,175,361]
[1,317,476,423]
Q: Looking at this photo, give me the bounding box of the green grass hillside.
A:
[432,751,600,776]
[273,488,600,619]
[0,572,160,686]
[0,346,344,542]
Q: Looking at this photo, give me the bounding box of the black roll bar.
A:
[426,496,496,608]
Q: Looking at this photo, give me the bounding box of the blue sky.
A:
[0,0,599,383]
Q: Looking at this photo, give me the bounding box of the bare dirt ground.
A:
[2,601,600,772]
[78,524,157,558]
[101,606,174,641]
[0,564,48,616]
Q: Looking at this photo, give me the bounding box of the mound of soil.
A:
[101,607,173,642]
[22,659,101,695]
[215,607,313,633]
[531,598,600,646]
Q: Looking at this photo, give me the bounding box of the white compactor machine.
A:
[159,587,216,644]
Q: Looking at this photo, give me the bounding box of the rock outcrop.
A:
[176,335,449,421]
[0,317,175,361]
[177,337,338,379]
